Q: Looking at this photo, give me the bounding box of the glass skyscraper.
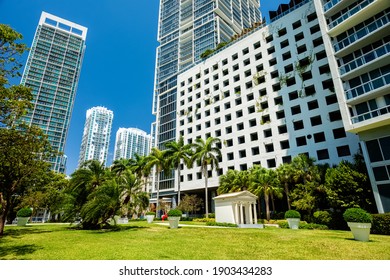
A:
[113,128,152,161]
[152,0,262,191]
[78,106,113,167]
[21,12,87,173]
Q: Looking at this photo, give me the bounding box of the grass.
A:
[1,221,389,260]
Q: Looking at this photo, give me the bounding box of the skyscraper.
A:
[113,128,152,161]
[21,12,87,173]
[78,106,113,167]
[152,0,262,191]
[314,0,390,212]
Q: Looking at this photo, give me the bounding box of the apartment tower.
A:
[113,127,152,161]
[78,106,113,167]
[20,12,87,173]
[314,0,390,212]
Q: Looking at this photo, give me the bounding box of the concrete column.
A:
[240,203,244,224]
[249,203,253,224]
[234,203,239,224]
[253,202,258,224]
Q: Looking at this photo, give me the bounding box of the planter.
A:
[145,215,155,224]
[287,218,300,229]
[17,217,29,226]
[347,222,371,242]
[168,216,181,229]
[117,217,128,224]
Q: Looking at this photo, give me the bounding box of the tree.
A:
[218,169,250,195]
[191,137,222,218]
[165,136,193,205]
[276,163,293,210]
[145,147,169,218]
[249,165,281,221]
[178,194,203,215]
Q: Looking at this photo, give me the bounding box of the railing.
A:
[270,0,310,23]
[324,0,342,12]
[339,43,390,75]
[345,72,390,99]
[334,12,390,52]
[328,0,374,29]
[351,104,390,123]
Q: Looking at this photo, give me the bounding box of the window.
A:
[293,120,304,130]
[280,140,290,150]
[237,122,244,131]
[308,100,319,110]
[316,50,326,60]
[310,24,320,34]
[215,117,221,125]
[319,64,330,75]
[297,44,307,54]
[292,20,301,29]
[215,129,221,137]
[296,136,307,146]
[314,132,326,143]
[282,52,291,61]
[247,93,254,101]
[278,28,287,37]
[310,115,322,126]
[222,59,228,66]
[329,110,342,122]
[267,46,275,55]
[333,127,346,139]
[226,126,232,134]
[307,12,317,22]
[280,39,289,48]
[302,71,312,81]
[326,94,338,105]
[226,139,233,147]
[337,145,351,157]
[255,52,262,60]
[313,37,323,47]
[233,75,240,82]
[224,102,231,109]
[214,106,220,113]
[225,114,232,121]
[278,125,287,134]
[253,41,261,49]
[232,53,238,60]
[227,152,234,160]
[252,147,260,155]
[317,149,329,160]
[236,110,243,117]
[295,32,304,42]
[265,143,274,153]
[238,136,245,144]
[248,106,255,114]
[242,47,249,55]
[282,156,292,163]
[289,91,298,101]
[267,159,276,168]
[266,35,273,43]
[239,150,247,158]
[269,58,277,66]
[274,96,283,106]
[249,118,257,127]
[271,70,279,79]
[285,64,294,73]
[250,132,258,141]
[244,69,252,77]
[264,129,272,138]
[291,105,301,115]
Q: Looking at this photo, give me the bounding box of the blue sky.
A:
[0,0,286,175]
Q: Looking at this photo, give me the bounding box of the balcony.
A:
[334,11,390,54]
[339,43,390,77]
[345,72,390,100]
[351,104,390,124]
[328,0,374,30]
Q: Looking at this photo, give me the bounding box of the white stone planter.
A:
[287,218,300,229]
[168,216,181,229]
[145,215,155,224]
[117,217,128,224]
[347,222,371,242]
[17,217,29,226]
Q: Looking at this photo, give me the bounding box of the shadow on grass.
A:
[68,224,148,234]
[0,244,43,259]
[4,227,53,239]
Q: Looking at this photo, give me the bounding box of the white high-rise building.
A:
[78,106,113,167]
[314,0,390,212]
[113,128,152,161]
[21,12,87,173]
[175,0,362,213]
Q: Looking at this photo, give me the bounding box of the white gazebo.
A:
[213,191,263,228]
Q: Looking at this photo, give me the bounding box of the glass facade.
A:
[113,128,152,161]
[21,12,87,173]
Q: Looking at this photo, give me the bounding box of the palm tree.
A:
[218,169,250,195]
[249,165,280,221]
[165,136,193,205]
[145,147,169,218]
[191,137,222,218]
[111,158,133,176]
[130,154,151,192]
[276,163,293,210]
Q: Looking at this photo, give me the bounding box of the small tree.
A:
[178,194,203,215]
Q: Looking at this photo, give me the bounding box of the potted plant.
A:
[167,208,182,229]
[284,210,301,229]
[343,208,372,242]
[145,211,156,224]
[16,207,32,226]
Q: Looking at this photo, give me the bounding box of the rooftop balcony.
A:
[345,73,390,103]
[349,105,390,133]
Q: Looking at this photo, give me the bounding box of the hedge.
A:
[371,213,390,235]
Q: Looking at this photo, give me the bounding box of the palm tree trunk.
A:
[204,169,209,218]
[271,193,275,213]
[257,197,262,219]
[265,193,270,221]
[156,170,160,218]
[284,182,291,210]
[177,167,181,206]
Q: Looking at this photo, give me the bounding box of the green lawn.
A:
[1,221,389,260]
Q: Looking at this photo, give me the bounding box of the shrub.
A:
[206,221,238,227]
[299,223,328,230]
[193,217,215,223]
[313,210,332,226]
[200,49,214,59]
[284,210,301,219]
[343,208,372,223]
[371,213,390,235]
[145,212,155,216]
[205,213,215,218]
[17,207,32,217]
[167,209,182,217]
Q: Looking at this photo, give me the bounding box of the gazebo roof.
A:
[213,190,257,201]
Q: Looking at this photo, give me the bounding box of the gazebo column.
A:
[253,202,258,224]
[234,203,239,224]
[240,203,244,224]
[249,202,253,224]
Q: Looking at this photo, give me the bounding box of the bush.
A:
[193,218,215,223]
[299,223,328,230]
[167,209,182,217]
[17,207,32,217]
[205,213,215,218]
[371,213,390,235]
[313,210,332,226]
[145,212,155,216]
[206,221,238,227]
[284,210,301,219]
[343,208,372,223]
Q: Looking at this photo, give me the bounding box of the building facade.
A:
[314,0,390,212]
[113,127,152,161]
[175,0,362,212]
[78,106,113,167]
[21,12,87,173]
[152,0,262,194]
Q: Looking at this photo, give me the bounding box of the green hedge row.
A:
[371,214,390,235]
